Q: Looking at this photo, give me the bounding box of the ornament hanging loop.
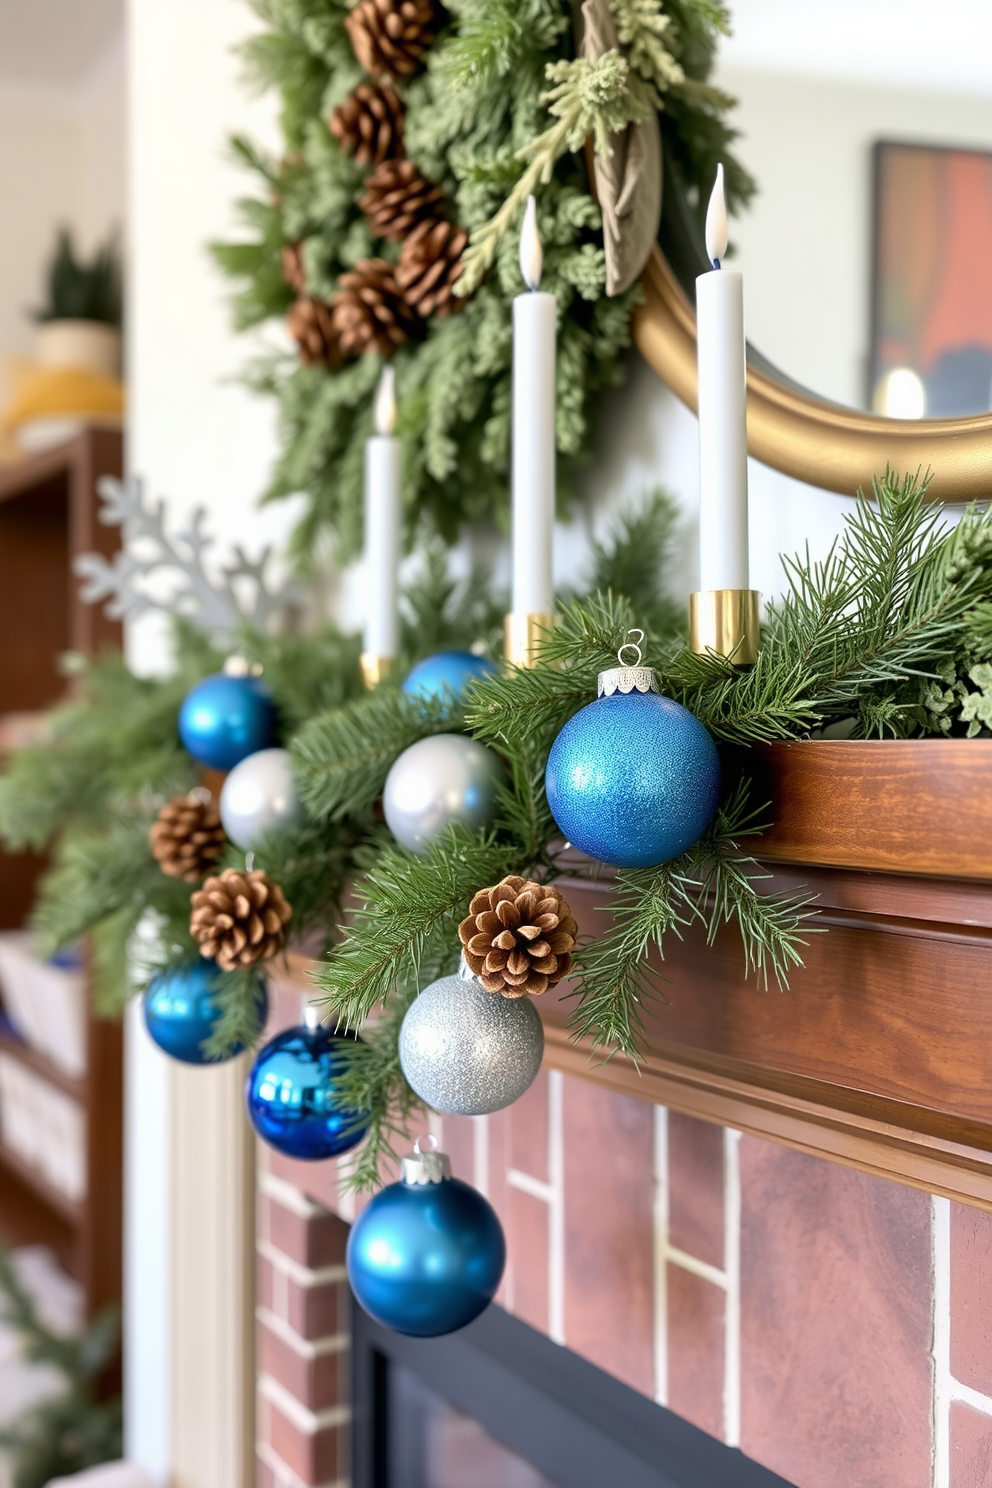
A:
[402,1131,451,1185]
[617,629,644,668]
[245,851,255,873]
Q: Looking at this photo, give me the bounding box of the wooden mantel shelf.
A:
[541,739,992,1211]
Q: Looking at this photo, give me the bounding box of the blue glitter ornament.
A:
[246,1009,370,1160]
[402,651,497,711]
[347,1136,505,1337]
[178,668,278,770]
[545,631,720,869]
[144,957,268,1065]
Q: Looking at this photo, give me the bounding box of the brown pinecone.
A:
[287,295,341,368]
[330,82,404,167]
[458,876,577,998]
[331,259,418,357]
[396,218,467,319]
[149,794,226,883]
[345,0,441,80]
[282,241,307,295]
[360,159,445,242]
[190,868,293,972]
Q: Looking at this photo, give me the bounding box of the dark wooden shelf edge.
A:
[0,1139,83,1225]
[540,1020,992,1212]
[0,1027,85,1098]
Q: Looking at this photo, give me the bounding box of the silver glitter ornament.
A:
[399,964,544,1116]
[383,733,503,854]
[219,747,302,849]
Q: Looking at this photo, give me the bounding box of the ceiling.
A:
[0,0,122,92]
[719,0,992,98]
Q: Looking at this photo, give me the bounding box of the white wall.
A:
[0,49,126,397]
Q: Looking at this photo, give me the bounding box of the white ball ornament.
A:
[399,964,544,1116]
[383,733,503,854]
[219,747,302,849]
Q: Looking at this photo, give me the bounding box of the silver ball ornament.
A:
[383,733,503,854]
[219,747,302,849]
[399,970,544,1116]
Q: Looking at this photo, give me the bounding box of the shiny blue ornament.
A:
[178,672,278,770]
[402,650,497,711]
[144,957,268,1065]
[347,1141,505,1338]
[545,654,720,869]
[246,1018,370,1160]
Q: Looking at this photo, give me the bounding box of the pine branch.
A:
[457,52,649,295]
[292,688,454,823]
[311,827,522,1028]
[567,782,818,1058]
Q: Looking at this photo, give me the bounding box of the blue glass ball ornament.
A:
[246,1014,370,1160]
[143,957,268,1065]
[178,672,278,771]
[347,1138,505,1338]
[402,651,498,711]
[545,650,720,869]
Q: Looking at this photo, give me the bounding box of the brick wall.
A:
[257,984,992,1488]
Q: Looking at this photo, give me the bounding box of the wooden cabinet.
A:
[0,430,123,1318]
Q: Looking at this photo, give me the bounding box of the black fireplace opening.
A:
[351,1300,796,1488]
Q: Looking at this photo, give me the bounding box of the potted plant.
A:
[31,229,122,378]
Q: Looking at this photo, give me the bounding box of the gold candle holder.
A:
[504,612,556,668]
[689,589,761,664]
[360,653,395,689]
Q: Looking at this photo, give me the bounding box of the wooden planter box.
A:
[541,741,992,1211]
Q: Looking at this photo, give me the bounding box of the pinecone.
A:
[360,159,445,243]
[282,241,307,295]
[345,0,441,80]
[287,295,341,368]
[458,876,577,997]
[190,868,293,972]
[149,794,226,883]
[396,218,467,319]
[331,259,419,357]
[330,82,404,167]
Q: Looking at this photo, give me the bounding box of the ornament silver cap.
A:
[597,629,660,698]
[401,1133,451,1186]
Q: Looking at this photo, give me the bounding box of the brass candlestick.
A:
[504,612,556,668]
[689,589,761,664]
[360,653,395,689]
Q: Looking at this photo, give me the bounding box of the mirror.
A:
[635,0,992,502]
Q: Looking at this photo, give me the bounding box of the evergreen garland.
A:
[212,0,753,559]
[2,476,990,1191]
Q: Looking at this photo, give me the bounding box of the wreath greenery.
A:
[213,0,753,559]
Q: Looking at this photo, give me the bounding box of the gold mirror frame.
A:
[634,247,992,505]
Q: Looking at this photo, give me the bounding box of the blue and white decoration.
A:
[246,1007,369,1160]
[402,650,497,710]
[347,1135,505,1337]
[144,956,267,1065]
[545,631,720,869]
[178,665,278,771]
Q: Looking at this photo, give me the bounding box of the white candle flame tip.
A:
[705,163,728,268]
[374,364,396,436]
[519,194,543,291]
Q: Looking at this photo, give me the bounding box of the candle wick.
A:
[712,257,721,270]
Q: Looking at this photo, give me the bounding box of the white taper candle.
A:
[511,195,556,617]
[696,164,749,591]
[363,366,401,660]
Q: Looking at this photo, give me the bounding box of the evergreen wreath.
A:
[3,474,992,1192]
[212,0,754,558]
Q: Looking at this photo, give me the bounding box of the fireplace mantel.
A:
[540,739,992,1210]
